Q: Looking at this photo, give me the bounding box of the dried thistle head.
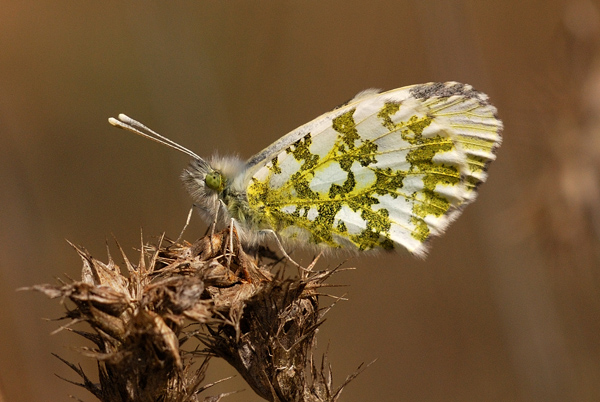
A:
[29,226,362,402]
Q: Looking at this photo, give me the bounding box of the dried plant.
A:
[28,226,364,402]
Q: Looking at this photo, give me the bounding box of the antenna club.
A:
[106,113,203,160]
[118,113,133,123]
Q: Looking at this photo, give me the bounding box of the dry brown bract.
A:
[29,226,363,402]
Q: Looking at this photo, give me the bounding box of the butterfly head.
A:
[181,156,242,197]
[180,155,247,225]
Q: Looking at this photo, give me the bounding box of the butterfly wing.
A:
[243,82,502,256]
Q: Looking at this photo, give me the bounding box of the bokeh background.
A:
[2,1,600,401]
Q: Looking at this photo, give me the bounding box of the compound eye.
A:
[205,171,225,191]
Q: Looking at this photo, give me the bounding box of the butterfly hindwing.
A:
[245,82,502,256]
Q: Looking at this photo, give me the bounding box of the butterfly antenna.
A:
[108,114,204,161]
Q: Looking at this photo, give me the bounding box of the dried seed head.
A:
[29,226,363,401]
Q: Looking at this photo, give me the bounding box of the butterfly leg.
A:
[258,229,305,270]
[211,199,222,239]
[205,199,225,255]
[174,206,194,245]
[212,199,237,268]
[226,218,236,268]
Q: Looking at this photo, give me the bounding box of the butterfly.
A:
[109,82,502,257]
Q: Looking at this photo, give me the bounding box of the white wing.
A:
[243,82,502,256]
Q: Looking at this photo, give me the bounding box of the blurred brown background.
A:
[1,1,599,401]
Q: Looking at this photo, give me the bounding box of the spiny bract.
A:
[110,82,502,257]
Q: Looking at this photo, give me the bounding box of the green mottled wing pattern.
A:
[245,82,502,256]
